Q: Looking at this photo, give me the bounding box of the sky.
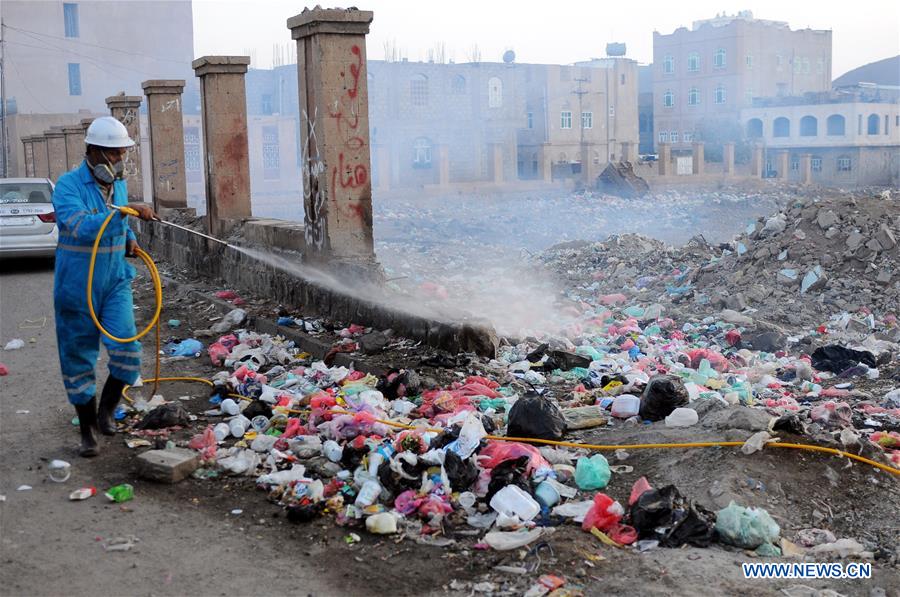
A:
[192,0,900,78]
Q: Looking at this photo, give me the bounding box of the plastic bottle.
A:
[105,484,134,503]
[213,422,231,441]
[489,485,540,521]
[665,407,699,427]
[323,440,343,463]
[221,398,240,416]
[69,487,96,501]
[48,459,71,483]
[228,415,250,438]
[610,395,640,419]
[250,415,270,433]
[457,491,477,512]
[355,480,382,507]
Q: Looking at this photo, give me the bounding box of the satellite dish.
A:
[502,50,516,64]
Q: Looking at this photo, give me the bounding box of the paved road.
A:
[0,260,335,596]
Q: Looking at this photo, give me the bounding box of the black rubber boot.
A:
[74,398,100,457]
[98,376,126,436]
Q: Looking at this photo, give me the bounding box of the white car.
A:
[0,178,58,259]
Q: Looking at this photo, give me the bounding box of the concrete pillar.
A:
[45,129,68,182]
[438,144,450,187]
[750,144,764,177]
[142,79,188,210]
[62,125,86,171]
[106,95,144,201]
[289,8,375,261]
[375,144,390,191]
[658,142,672,176]
[192,56,253,236]
[620,141,637,164]
[22,137,36,178]
[80,118,94,134]
[775,150,789,180]
[723,142,735,175]
[800,153,812,185]
[541,143,552,183]
[31,136,49,179]
[491,143,504,184]
[692,141,704,175]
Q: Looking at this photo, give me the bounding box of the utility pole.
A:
[573,76,588,185]
[0,18,8,177]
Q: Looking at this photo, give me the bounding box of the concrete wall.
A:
[133,218,498,357]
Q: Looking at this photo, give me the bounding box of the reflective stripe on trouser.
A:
[55,276,142,405]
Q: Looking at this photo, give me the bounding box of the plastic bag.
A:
[164,338,203,357]
[639,375,689,421]
[630,484,716,547]
[506,393,566,441]
[477,441,551,475]
[575,454,611,490]
[443,450,478,492]
[456,412,487,459]
[715,501,780,549]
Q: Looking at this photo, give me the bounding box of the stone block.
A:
[875,224,896,250]
[865,238,883,253]
[137,448,200,483]
[845,231,864,250]
[816,210,838,229]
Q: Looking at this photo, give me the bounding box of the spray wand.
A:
[109,204,236,249]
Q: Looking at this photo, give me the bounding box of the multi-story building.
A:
[740,88,900,186]
[652,11,832,152]
[1,0,196,177]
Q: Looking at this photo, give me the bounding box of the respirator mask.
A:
[90,150,125,184]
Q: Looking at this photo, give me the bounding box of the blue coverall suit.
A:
[52,161,142,406]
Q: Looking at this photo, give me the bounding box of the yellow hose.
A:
[89,209,900,477]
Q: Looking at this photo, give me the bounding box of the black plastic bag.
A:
[242,399,273,420]
[506,394,566,441]
[629,485,715,547]
[137,403,190,430]
[378,454,425,496]
[486,455,530,502]
[444,451,478,492]
[639,375,689,421]
[811,345,877,374]
[377,369,423,400]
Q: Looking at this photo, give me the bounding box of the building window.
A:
[688,87,700,105]
[261,94,273,115]
[713,48,726,68]
[683,131,693,142]
[410,74,428,107]
[746,118,763,138]
[858,114,863,134]
[451,75,466,94]
[620,74,626,85]
[687,52,700,72]
[582,111,593,129]
[826,114,845,136]
[714,85,726,104]
[262,126,280,179]
[560,111,572,129]
[885,115,890,135]
[609,105,615,116]
[67,63,81,96]
[663,90,674,107]
[670,131,679,143]
[663,55,674,74]
[776,54,784,71]
[413,137,432,167]
[488,77,503,108]
[527,111,533,129]
[184,126,201,183]
[811,157,822,172]
[658,131,668,143]
[531,153,538,175]
[895,115,899,127]
[867,114,880,135]
[817,59,824,74]
[63,3,79,38]
[791,156,799,171]
[799,115,818,136]
[773,117,790,137]
[745,54,753,69]
[837,156,851,172]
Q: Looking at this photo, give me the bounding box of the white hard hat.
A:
[84,116,135,148]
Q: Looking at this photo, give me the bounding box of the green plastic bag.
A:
[715,501,780,549]
[574,454,611,490]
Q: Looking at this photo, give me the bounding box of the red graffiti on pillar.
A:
[332,153,368,190]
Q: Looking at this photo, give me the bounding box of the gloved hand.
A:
[126,202,157,221]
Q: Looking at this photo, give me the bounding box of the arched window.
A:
[826,115,845,136]
[867,114,880,135]
[714,85,726,104]
[773,117,790,138]
[663,90,674,107]
[688,87,700,105]
[746,118,763,138]
[413,137,432,166]
[410,74,428,106]
[488,77,503,108]
[799,116,818,137]
[687,52,700,72]
[531,152,538,175]
[451,75,466,94]
[663,55,674,74]
[714,48,726,68]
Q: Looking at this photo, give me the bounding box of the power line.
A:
[2,23,190,66]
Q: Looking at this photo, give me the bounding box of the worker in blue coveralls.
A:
[52,116,156,457]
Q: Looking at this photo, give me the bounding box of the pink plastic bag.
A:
[477,441,550,474]
[629,477,652,506]
[208,343,230,366]
[188,425,217,461]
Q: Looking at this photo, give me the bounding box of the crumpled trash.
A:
[136,402,191,430]
[256,463,307,486]
[741,431,778,455]
[164,338,203,357]
[0,362,8,376]
[211,308,247,334]
[574,454,611,490]
[629,482,716,547]
[4,339,24,351]
[582,493,637,545]
[809,401,852,428]
[483,527,548,551]
[811,345,877,374]
[506,393,566,441]
[715,501,780,551]
[639,375,689,421]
